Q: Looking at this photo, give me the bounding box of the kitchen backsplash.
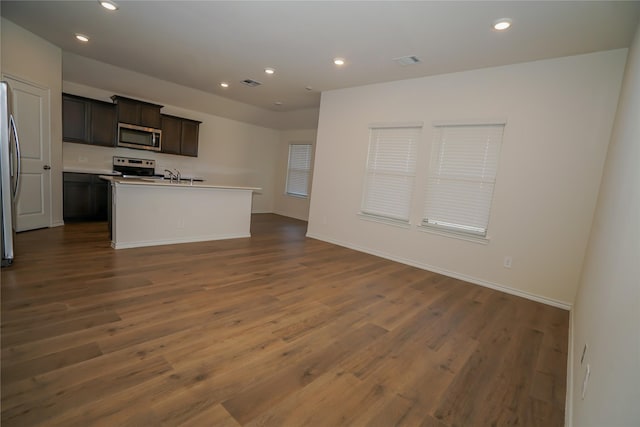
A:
[63,142,205,179]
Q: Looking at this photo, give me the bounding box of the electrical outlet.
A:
[503,256,512,268]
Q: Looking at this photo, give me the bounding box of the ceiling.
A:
[2,1,639,112]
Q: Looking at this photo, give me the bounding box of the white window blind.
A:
[361,126,421,222]
[423,123,504,236]
[286,144,313,197]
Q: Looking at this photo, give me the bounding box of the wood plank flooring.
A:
[1,214,568,426]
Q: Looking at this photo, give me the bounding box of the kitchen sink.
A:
[140,177,203,184]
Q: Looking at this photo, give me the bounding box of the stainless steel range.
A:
[112,156,156,177]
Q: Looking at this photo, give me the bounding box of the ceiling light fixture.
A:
[493,18,512,31]
[274,101,283,106]
[220,82,229,88]
[264,67,275,75]
[75,33,90,42]
[333,58,345,66]
[99,0,118,11]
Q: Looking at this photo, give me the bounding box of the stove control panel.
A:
[113,156,156,168]
[112,156,156,176]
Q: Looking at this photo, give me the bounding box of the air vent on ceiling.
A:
[241,79,262,87]
[393,55,422,66]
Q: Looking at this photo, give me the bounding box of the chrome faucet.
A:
[164,169,177,182]
[164,169,182,183]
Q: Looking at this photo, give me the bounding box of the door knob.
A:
[43,165,51,170]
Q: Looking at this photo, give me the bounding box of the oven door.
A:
[117,123,162,151]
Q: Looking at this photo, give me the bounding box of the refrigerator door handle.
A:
[9,114,21,198]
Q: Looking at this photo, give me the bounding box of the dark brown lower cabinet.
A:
[63,173,109,221]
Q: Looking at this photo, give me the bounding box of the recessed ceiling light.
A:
[264,67,275,75]
[220,82,229,88]
[333,58,345,66]
[75,33,89,42]
[274,101,283,106]
[493,18,512,31]
[99,0,118,11]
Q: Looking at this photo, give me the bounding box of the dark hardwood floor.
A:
[1,214,568,426]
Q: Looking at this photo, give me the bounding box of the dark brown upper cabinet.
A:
[160,114,182,155]
[161,114,201,157]
[111,95,163,129]
[62,94,116,147]
[90,101,117,147]
[64,93,200,156]
[62,95,89,142]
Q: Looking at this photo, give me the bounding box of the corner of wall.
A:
[568,22,640,427]
[565,308,574,427]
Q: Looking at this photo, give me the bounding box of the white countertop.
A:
[99,175,260,191]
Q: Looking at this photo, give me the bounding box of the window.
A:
[286,143,313,197]
[422,122,505,237]
[361,125,421,223]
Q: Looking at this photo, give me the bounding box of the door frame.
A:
[2,73,53,230]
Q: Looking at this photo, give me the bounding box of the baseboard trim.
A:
[112,233,251,249]
[306,232,572,310]
[272,210,309,222]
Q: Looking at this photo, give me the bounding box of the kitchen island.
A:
[101,176,260,249]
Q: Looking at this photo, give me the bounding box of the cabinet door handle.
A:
[43,165,51,170]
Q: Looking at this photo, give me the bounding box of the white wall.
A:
[1,17,63,226]
[62,81,280,214]
[273,129,317,220]
[308,49,627,307]
[569,24,640,427]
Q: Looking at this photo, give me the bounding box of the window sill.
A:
[285,193,308,199]
[417,224,490,245]
[358,212,411,229]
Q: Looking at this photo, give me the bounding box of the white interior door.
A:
[4,77,51,232]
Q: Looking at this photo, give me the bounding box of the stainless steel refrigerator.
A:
[1,81,22,267]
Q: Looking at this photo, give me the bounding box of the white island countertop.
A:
[100,175,261,192]
[101,175,260,249]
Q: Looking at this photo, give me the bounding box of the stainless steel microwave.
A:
[117,122,162,152]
